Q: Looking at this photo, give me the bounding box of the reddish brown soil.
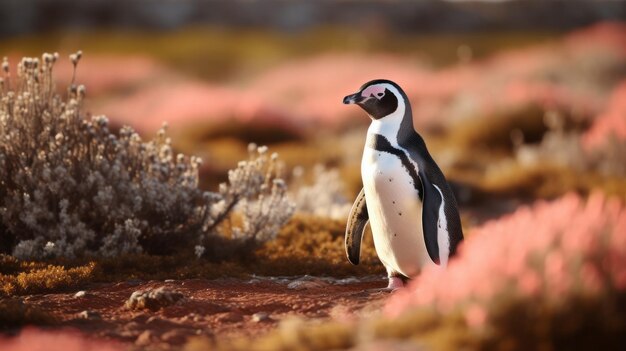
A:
[16,277,389,349]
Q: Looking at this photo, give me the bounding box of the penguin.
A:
[343,79,463,290]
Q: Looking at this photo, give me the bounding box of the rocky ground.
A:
[16,276,389,349]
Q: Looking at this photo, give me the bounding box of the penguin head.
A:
[343,79,404,120]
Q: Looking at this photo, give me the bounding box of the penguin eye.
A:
[376,92,384,98]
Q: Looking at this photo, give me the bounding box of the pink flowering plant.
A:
[383,193,626,349]
[0,53,293,259]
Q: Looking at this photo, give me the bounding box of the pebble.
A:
[77,310,101,320]
[164,279,175,283]
[251,312,271,323]
[125,286,185,311]
[74,291,86,298]
[287,279,328,290]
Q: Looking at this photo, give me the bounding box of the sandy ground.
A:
[16,277,389,349]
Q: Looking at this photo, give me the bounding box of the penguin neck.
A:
[367,98,416,147]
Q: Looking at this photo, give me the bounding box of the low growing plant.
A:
[0,53,293,260]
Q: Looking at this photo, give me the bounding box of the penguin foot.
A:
[366,277,406,293]
[387,276,405,290]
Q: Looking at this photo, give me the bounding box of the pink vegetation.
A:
[53,55,166,95]
[107,23,621,134]
[0,328,122,351]
[385,193,626,327]
[9,22,614,135]
[98,80,294,134]
[583,81,626,150]
[247,53,463,128]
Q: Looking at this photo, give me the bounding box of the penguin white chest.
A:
[361,147,431,277]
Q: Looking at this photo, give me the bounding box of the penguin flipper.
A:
[345,188,369,265]
[419,172,442,265]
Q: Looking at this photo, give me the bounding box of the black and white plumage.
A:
[343,79,463,290]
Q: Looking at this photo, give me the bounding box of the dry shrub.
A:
[289,165,352,220]
[254,214,383,277]
[445,103,625,200]
[447,104,550,152]
[1,261,95,296]
[513,103,626,179]
[0,53,293,260]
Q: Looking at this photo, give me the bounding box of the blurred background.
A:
[1,0,625,225]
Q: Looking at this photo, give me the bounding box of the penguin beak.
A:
[343,92,365,105]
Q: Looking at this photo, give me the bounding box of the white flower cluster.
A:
[203,144,295,248]
[0,53,294,259]
[289,164,351,220]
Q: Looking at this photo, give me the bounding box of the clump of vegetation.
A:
[0,53,293,260]
[255,214,383,277]
[383,193,626,350]
[289,165,351,220]
[0,255,95,296]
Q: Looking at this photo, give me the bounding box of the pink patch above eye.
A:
[362,85,386,98]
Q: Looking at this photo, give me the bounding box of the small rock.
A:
[164,279,175,283]
[74,290,86,298]
[287,279,328,290]
[251,312,271,323]
[334,277,360,285]
[125,286,185,311]
[135,330,155,346]
[77,310,101,320]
